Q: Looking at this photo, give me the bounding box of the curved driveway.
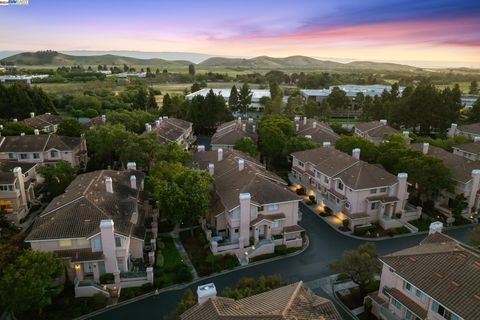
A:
[93,203,472,320]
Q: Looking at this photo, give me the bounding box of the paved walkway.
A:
[173,238,199,280]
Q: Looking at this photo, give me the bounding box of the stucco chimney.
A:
[105,176,113,193]
[379,119,387,125]
[242,123,246,132]
[127,162,137,170]
[155,120,161,127]
[237,117,242,124]
[313,121,317,129]
[238,159,245,171]
[217,148,223,161]
[303,117,307,125]
[30,112,35,118]
[145,123,152,132]
[294,116,300,122]
[101,114,106,123]
[248,118,253,122]
[468,169,480,209]
[130,211,138,224]
[305,135,312,139]
[239,192,251,247]
[100,219,119,273]
[402,131,409,138]
[429,221,443,234]
[397,173,408,204]
[208,163,215,175]
[252,124,256,133]
[448,123,457,137]
[197,283,217,304]
[130,175,137,189]
[352,148,361,160]
[13,167,27,207]
[197,145,205,152]
[422,143,429,155]
[20,132,25,136]
[323,141,331,147]
[34,129,39,135]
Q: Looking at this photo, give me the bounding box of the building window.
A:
[403,281,425,302]
[405,310,420,320]
[8,153,15,159]
[391,298,401,310]
[298,161,304,168]
[337,182,344,190]
[272,220,280,228]
[20,153,29,160]
[371,202,377,210]
[432,301,460,320]
[117,258,126,272]
[234,228,239,233]
[50,150,59,158]
[33,153,40,159]
[370,188,377,194]
[324,176,329,184]
[115,237,122,247]
[380,187,387,193]
[59,239,72,247]
[345,201,351,210]
[92,239,102,251]
[0,185,13,191]
[250,206,257,219]
[268,203,279,211]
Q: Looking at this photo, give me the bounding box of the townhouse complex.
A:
[354,120,400,144]
[144,116,194,150]
[294,116,339,145]
[211,118,257,150]
[448,122,480,140]
[21,112,62,133]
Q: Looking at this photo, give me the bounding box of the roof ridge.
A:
[281,281,303,316]
[42,133,52,151]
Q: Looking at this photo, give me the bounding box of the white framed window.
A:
[20,153,29,160]
[92,238,102,251]
[50,150,59,158]
[33,153,40,159]
[117,258,126,272]
[115,237,122,247]
[298,161,304,167]
[371,202,377,210]
[432,301,460,320]
[370,188,377,194]
[268,204,279,211]
[272,220,280,228]
[8,153,15,159]
[391,298,401,310]
[345,201,351,210]
[337,181,344,190]
[250,206,257,219]
[380,187,387,193]
[324,176,329,183]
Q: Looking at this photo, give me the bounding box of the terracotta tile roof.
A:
[55,248,104,262]
[22,113,62,130]
[385,288,427,319]
[410,143,480,183]
[453,142,480,155]
[193,149,300,212]
[181,281,341,320]
[0,134,83,153]
[283,225,304,233]
[250,213,286,226]
[25,169,146,241]
[211,120,257,146]
[380,232,480,320]
[458,123,480,135]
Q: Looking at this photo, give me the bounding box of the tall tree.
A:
[283,136,317,157]
[228,85,239,111]
[234,137,258,157]
[327,87,350,110]
[469,80,479,95]
[468,97,480,123]
[237,83,253,115]
[188,64,196,77]
[57,118,83,137]
[38,160,77,198]
[146,88,158,110]
[283,95,303,118]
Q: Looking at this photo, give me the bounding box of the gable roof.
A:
[380,232,480,320]
[145,117,192,143]
[180,281,341,320]
[25,169,145,241]
[193,149,299,213]
[410,143,480,183]
[296,119,339,144]
[355,121,399,138]
[211,120,257,146]
[22,113,62,130]
[291,147,398,189]
[458,123,480,135]
[0,134,83,153]
[453,142,480,155]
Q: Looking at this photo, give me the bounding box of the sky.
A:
[1,0,480,67]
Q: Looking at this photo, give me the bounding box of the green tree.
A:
[468,97,480,123]
[191,83,201,93]
[188,64,196,77]
[257,115,294,164]
[57,118,83,137]
[334,136,379,163]
[228,85,239,111]
[269,80,282,100]
[283,136,317,157]
[283,95,303,118]
[327,87,350,110]
[469,80,479,95]
[329,242,380,297]
[38,160,77,198]
[237,83,252,115]
[234,137,258,157]
[146,88,158,110]
[451,194,468,217]
[303,100,319,119]
[264,94,282,115]
[0,121,34,136]
[0,250,63,315]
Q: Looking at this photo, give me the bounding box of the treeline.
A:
[0,83,56,119]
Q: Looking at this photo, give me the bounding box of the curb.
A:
[75,235,310,320]
[301,202,476,241]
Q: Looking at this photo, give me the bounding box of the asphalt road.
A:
[92,203,473,320]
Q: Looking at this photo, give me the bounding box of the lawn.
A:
[180,229,239,276]
[353,223,410,238]
[154,237,192,288]
[249,244,303,263]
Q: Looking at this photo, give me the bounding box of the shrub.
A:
[156,252,164,268]
[90,292,108,308]
[274,245,288,255]
[157,239,165,250]
[173,264,193,283]
[353,224,376,236]
[308,195,316,204]
[296,187,306,195]
[342,219,350,228]
[99,273,114,284]
[336,273,350,282]
[324,206,333,215]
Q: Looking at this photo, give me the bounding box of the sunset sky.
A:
[1,0,479,67]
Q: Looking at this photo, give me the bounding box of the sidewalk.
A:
[173,237,199,280]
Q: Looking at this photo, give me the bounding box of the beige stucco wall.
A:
[130,238,144,259]
[30,237,92,252]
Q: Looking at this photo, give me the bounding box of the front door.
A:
[259,225,266,240]
[83,262,94,279]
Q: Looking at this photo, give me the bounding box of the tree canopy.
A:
[234,137,258,157]
[57,118,83,137]
[38,160,77,198]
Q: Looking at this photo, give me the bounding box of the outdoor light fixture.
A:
[252,245,255,250]
[74,264,81,270]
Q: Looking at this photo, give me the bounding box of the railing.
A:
[380,305,401,320]
[120,271,147,279]
[218,239,239,247]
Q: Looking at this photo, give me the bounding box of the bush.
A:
[296,187,306,195]
[353,224,376,236]
[156,252,164,268]
[90,292,108,308]
[99,273,114,284]
[308,195,316,204]
[173,264,193,283]
[336,273,350,282]
[274,245,288,255]
[324,206,333,215]
[157,239,165,250]
[342,219,350,228]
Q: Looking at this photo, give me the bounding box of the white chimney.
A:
[197,283,217,304]
[99,219,119,273]
[323,141,331,147]
[242,123,246,132]
[238,159,245,171]
[155,120,161,127]
[422,143,429,155]
[130,175,137,189]
[397,173,408,202]
[101,114,106,123]
[295,123,299,132]
[13,167,27,207]
[30,112,35,118]
[217,148,223,161]
[474,136,480,142]
[294,116,300,122]
[252,125,256,133]
[313,121,317,129]
[105,176,113,193]
[469,169,480,209]
[237,117,242,124]
[20,132,25,136]
[303,117,307,125]
[402,131,409,138]
[208,163,215,175]
[130,211,138,224]
[127,162,137,170]
[352,148,361,160]
[145,123,152,132]
[13,118,18,122]
[379,119,387,125]
[198,145,205,152]
[448,123,457,137]
[305,135,312,139]
[248,118,253,122]
[46,112,51,115]
[163,116,169,120]
[34,129,39,135]
[429,221,443,234]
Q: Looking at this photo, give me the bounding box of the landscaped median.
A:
[154,237,192,287]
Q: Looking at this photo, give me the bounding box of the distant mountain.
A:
[0,51,191,67]
[60,51,214,64]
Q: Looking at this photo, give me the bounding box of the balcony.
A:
[380,305,401,320]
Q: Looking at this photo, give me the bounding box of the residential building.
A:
[354,120,400,144]
[21,112,62,133]
[448,123,480,140]
[0,133,88,168]
[369,223,480,320]
[294,116,339,145]
[193,148,303,262]
[411,143,480,216]
[0,161,38,224]
[181,281,342,320]
[290,146,419,230]
[25,166,153,296]
[452,138,480,161]
[144,116,194,150]
[211,118,257,151]
[0,74,49,84]
[80,114,106,129]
